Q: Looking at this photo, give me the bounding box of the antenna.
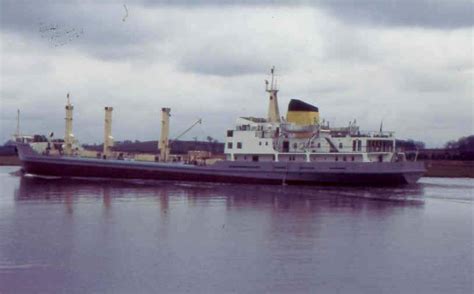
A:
[266,66,278,92]
[270,66,275,90]
[67,92,71,105]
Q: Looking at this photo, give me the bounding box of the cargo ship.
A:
[17,68,425,185]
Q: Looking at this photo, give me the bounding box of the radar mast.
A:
[265,66,281,123]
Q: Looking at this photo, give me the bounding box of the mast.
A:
[15,109,20,140]
[103,106,114,158]
[64,93,74,155]
[265,66,281,123]
[159,107,171,162]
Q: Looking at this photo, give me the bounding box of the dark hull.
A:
[17,144,425,186]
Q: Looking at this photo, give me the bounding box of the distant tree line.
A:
[442,135,474,160]
[83,137,224,155]
[414,135,474,161]
[395,139,425,151]
[444,135,474,151]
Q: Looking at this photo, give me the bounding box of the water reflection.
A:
[14,175,425,217]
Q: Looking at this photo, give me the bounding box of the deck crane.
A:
[172,118,202,142]
[164,118,202,161]
[159,107,202,162]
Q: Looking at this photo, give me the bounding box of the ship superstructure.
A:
[225,68,401,165]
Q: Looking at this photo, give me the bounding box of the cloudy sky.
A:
[0,0,472,147]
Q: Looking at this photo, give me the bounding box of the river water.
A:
[0,166,472,294]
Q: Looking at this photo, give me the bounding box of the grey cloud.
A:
[397,69,471,93]
[2,0,470,68]
[317,0,474,29]
[0,1,164,61]
[179,45,269,76]
[139,0,474,28]
[171,10,310,77]
[181,58,266,77]
[320,28,376,63]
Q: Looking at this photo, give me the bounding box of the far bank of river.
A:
[423,160,474,178]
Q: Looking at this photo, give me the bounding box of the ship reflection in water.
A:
[0,167,472,294]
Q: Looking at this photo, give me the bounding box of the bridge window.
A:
[357,140,362,151]
[227,130,234,137]
[227,142,233,149]
[339,143,343,149]
[317,143,321,148]
[237,142,243,149]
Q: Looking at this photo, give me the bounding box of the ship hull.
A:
[17,144,425,186]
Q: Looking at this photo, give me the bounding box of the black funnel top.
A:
[288,99,319,112]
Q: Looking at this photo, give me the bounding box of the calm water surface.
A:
[0,166,472,294]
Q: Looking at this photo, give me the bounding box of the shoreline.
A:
[422,160,474,178]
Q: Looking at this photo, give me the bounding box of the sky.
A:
[0,0,472,147]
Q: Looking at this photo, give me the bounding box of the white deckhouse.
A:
[224,68,401,164]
